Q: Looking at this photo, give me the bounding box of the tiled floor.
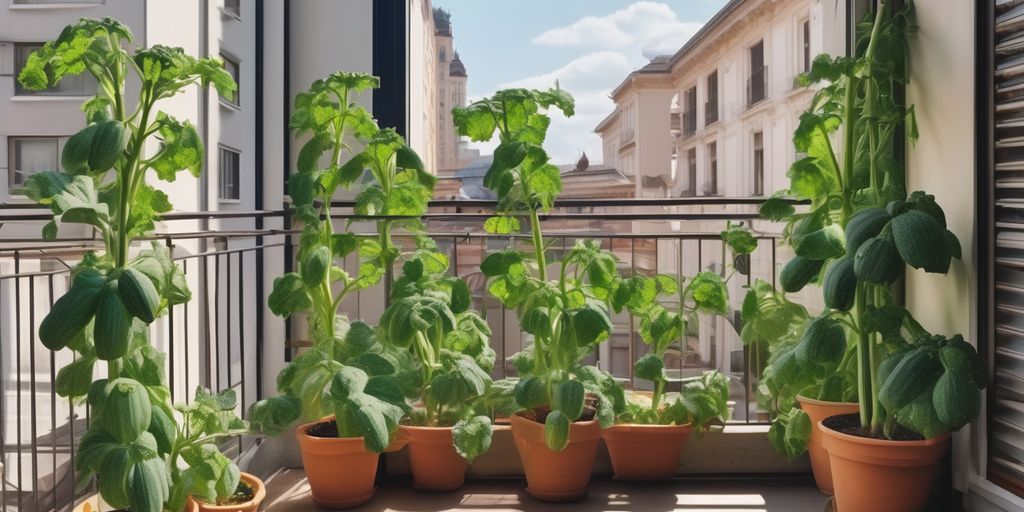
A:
[261,469,830,512]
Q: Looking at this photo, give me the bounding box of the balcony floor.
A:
[261,469,830,512]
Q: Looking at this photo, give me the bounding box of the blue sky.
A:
[432,0,729,164]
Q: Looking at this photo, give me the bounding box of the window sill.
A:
[219,99,241,112]
[968,477,1024,511]
[218,6,241,21]
[218,198,242,205]
[10,95,89,102]
[8,3,103,10]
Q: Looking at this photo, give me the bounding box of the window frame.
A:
[219,52,241,108]
[706,141,718,196]
[222,0,240,18]
[217,145,241,202]
[752,131,765,196]
[705,70,719,126]
[7,136,60,188]
[748,39,767,106]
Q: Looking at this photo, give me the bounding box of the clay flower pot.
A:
[296,419,380,509]
[796,395,859,495]
[400,425,468,491]
[75,496,200,512]
[602,423,692,480]
[821,417,950,512]
[510,413,601,502]
[190,472,267,512]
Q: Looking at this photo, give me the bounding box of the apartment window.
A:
[218,147,240,201]
[8,137,58,187]
[220,54,240,106]
[683,148,697,197]
[801,19,812,74]
[753,132,764,196]
[748,40,767,106]
[14,43,95,96]
[705,71,719,125]
[440,47,447,62]
[706,141,718,195]
[224,0,240,17]
[682,86,697,137]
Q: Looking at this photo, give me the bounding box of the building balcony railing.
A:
[747,66,768,107]
[0,198,805,511]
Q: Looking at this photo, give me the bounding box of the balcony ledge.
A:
[260,468,828,512]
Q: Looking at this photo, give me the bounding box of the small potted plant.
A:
[378,250,496,491]
[452,87,625,502]
[602,229,738,480]
[248,72,434,509]
[18,18,258,512]
[756,2,985,510]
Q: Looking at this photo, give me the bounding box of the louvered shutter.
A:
[991,0,1024,497]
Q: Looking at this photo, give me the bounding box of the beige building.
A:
[433,7,479,174]
[595,0,846,201]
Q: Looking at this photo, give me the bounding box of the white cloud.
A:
[532,1,704,59]
[466,2,709,165]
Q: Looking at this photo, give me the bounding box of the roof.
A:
[450,52,467,78]
[433,7,452,36]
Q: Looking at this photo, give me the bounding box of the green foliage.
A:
[750,1,983,445]
[768,408,812,460]
[455,87,625,450]
[377,257,497,461]
[20,19,243,510]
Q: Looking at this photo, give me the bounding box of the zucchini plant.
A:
[248,72,433,453]
[452,87,625,451]
[379,250,497,461]
[17,18,244,512]
[609,245,737,431]
[751,0,984,449]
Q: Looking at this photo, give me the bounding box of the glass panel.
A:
[220,55,240,105]
[9,137,58,186]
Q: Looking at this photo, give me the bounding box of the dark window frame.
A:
[218,146,241,201]
[8,136,60,188]
[220,53,241,107]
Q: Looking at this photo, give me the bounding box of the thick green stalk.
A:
[854,283,871,426]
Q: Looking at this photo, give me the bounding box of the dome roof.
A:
[449,51,467,78]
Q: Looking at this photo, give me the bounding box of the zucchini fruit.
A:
[853,236,902,284]
[844,207,891,255]
[795,317,846,369]
[101,378,152,443]
[118,268,160,323]
[823,257,856,311]
[93,282,134,360]
[891,210,951,273]
[779,256,824,293]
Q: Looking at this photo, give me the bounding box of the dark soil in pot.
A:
[518,394,600,424]
[214,480,255,506]
[306,419,340,438]
[822,413,924,441]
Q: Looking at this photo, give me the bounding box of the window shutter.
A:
[990,0,1024,497]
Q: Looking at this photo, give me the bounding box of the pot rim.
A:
[511,410,599,426]
[818,419,952,447]
[796,394,860,407]
[606,422,692,431]
[191,472,267,511]
[295,418,366,445]
[399,424,455,432]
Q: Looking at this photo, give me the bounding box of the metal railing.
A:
[0,197,803,511]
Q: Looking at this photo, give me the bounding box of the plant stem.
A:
[854,282,871,426]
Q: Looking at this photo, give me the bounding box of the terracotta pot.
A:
[74,496,200,512]
[821,418,950,512]
[602,423,692,480]
[796,395,859,495]
[400,425,468,491]
[510,413,600,502]
[296,419,380,509]
[190,472,267,512]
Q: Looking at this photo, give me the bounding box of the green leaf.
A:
[248,395,302,437]
[150,113,203,180]
[687,271,729,314]
[484,216,521,234]
[267,273,311,317]
[452,415,493,462]
[792,222,846,261]
[721,223,758,255]
[544,410,571,451]
[633,354,664,383]
[514,377,547,409]
[568,305,612,346]
[18,18,132,91]
[768,407,811,460]
[760,196,796,221]
[788,156,839,200]
[480,250,524,277]
[452,102,498,141]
